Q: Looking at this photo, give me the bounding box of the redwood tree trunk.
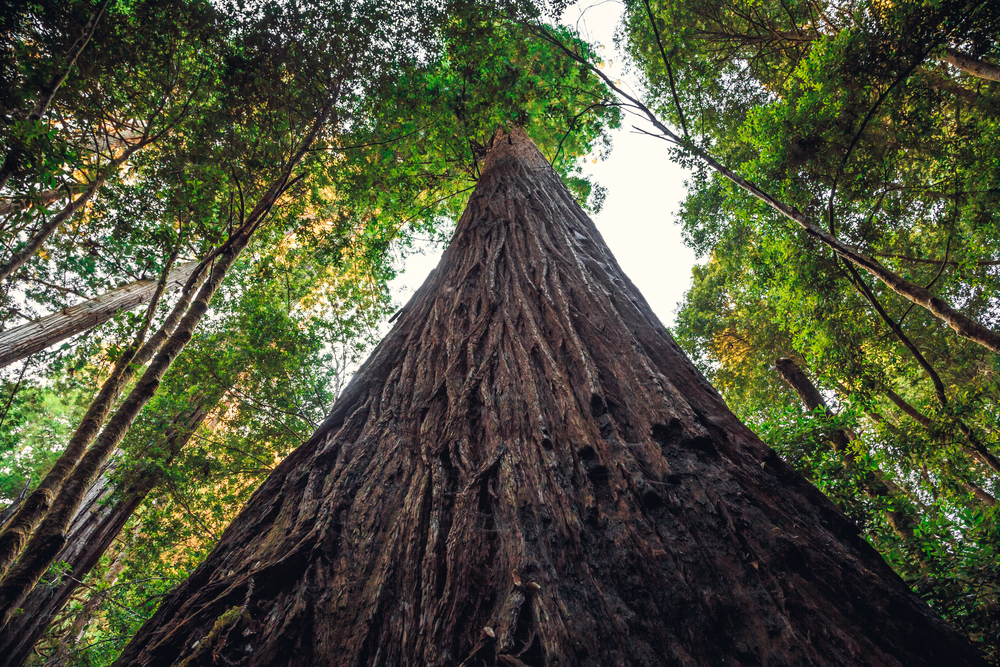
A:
[111,128,984,667]
[0,261,199,369]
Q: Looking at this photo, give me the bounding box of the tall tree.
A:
[110,127,983,667]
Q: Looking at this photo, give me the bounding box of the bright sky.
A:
[388,0,696,328]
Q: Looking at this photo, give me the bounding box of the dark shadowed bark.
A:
[111,128,984,667]
[0,398,213,667]
[0,261,200,369]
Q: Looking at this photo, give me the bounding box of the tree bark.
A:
[0,258,201,577]
[111,128,984,667]
[0,88,335,625]
[0,398,213,667]
[0,261,199,369]
[0,132,152,287]
[943,47,1000,82]
[0,481,30,532]
[882,387,1000,475]
[0,187,77,218]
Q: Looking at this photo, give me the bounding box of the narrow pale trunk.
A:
[0,261,199,369]
[111,128,984,667]
[0,186,76,218]
[0,133,152,287]
[883,387,1000,475]
[0,262,201,577]
[943,47,1000,82]
[0,89,335,623]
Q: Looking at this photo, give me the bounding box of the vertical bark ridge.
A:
[111,127,984,667]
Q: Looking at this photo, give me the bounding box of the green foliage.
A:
[0,0,621,663]
[619,0,1000,657]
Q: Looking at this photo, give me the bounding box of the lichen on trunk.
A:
[112,128,985,667]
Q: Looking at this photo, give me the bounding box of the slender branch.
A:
[528,23,1000,355]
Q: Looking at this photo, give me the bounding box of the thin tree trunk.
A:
[0,187,77,218]
[0,134,152,287]
[0,0,111,189]
[0,258,200,577]
[0,91,335,625]
[882,387,1000,474]
[943,47,1000,82]
[0,398,213,667]
[0,481,30,532]
[773,358,917,541]
[111,128,984,667]
[0,261,199,369]
[535,27,1000,356]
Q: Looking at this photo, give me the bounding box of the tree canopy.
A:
[1,0,999,662]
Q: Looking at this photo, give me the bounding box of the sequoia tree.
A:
[111,127,983,666]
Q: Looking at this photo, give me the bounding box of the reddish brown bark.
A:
[111,128,984,667]
[0,261,199,369]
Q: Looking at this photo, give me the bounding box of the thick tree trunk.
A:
[0,399,212,667]
[0,261,199,369]
[110,128,984,667]
[773,358,917,542]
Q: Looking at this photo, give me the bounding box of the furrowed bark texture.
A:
[113,128,984,667]
[0,400,212,667]
[0,261,199,369]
